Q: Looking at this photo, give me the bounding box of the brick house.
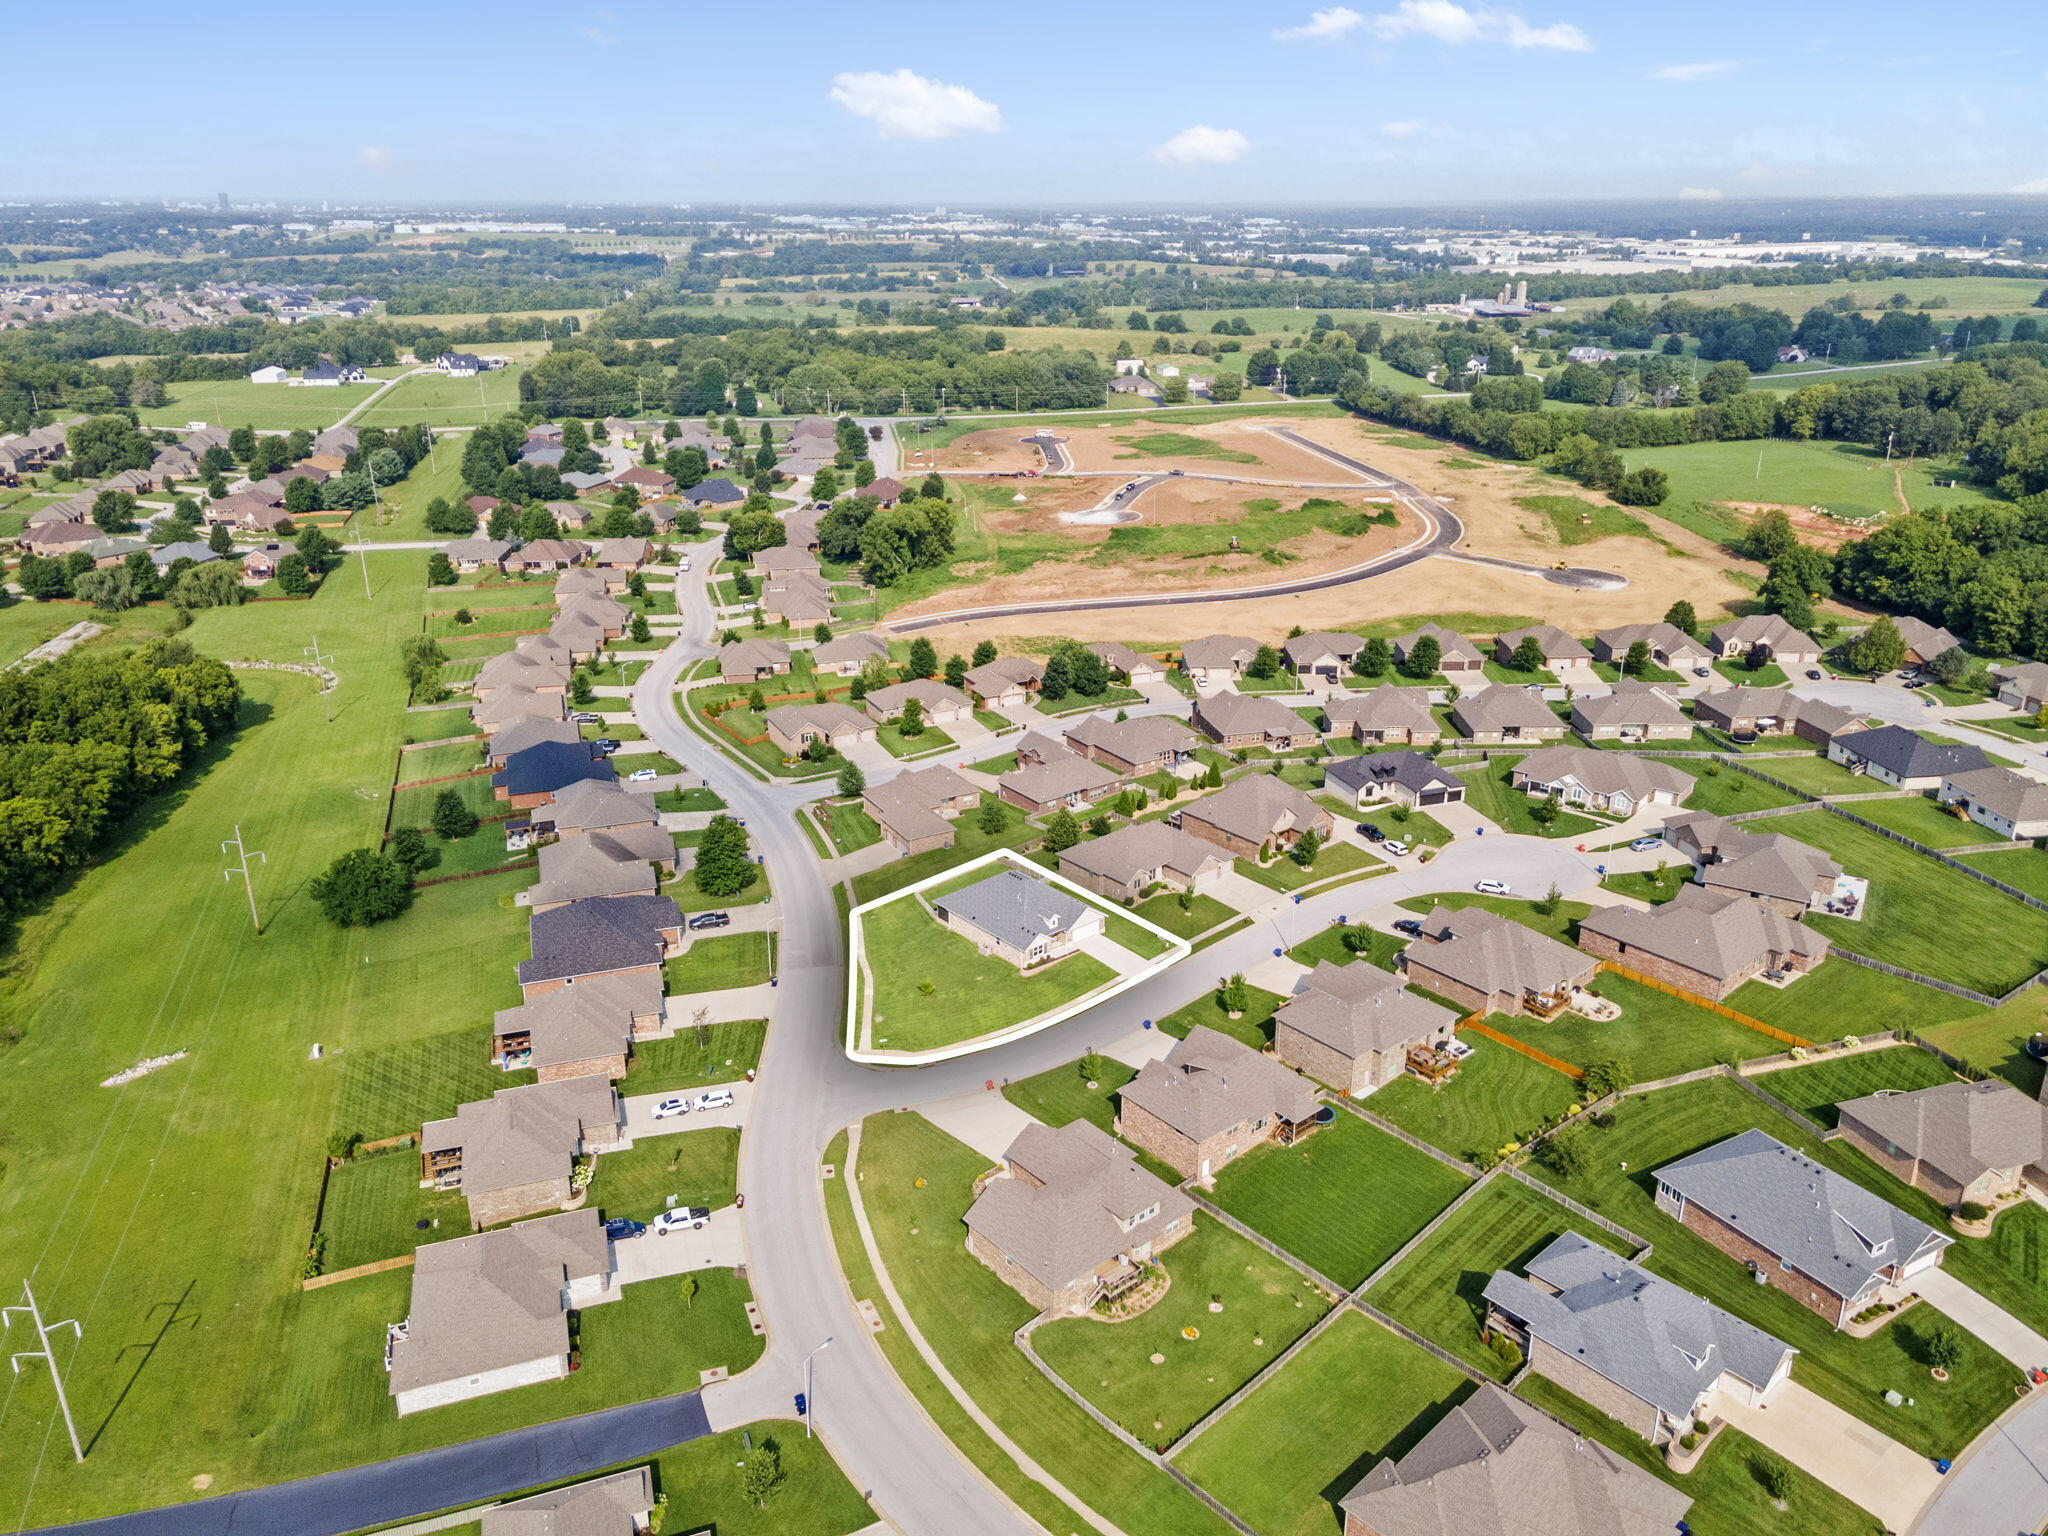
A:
[419,1076,623,1227]
[537,780,662,841]
[1392,622,1486,675]
[1056,820,1228,903]
[1191,690,1319,751]
[932,867,1104,968]
[1324,684,1440,746]
[862,764,981,854]
[471,685,570,737]
[1283,630,1364,682]
[1508,745,1693,816]
[810,632,889,676]
[489,970,666,1080]
[1707,614,1822,670]
[963,1120,1195,1314]
[863,679,973,727]
[1590,622,1710,671]
[491,740,617,810]
[1116,1027,1322,1182]
[481,1469,653,1536]
[1179,633,1258,689]
[1493,624,1593,678]
[1063,712,1201,776]
[1660,812,1841,916]
[1653,1129,1951,1328]
[1896,617,1966,669]
[718,638,792,682]
[1568,682,1690,742]
[1401,905,1597,1019]
[1994,661,2048,714]
[963,656,1043,708]
[1175,774,1331,860]
[759,572,834,627]
[1691,686,1857,744]
[1272,960,1461,1097]
[1578,886,1828,1001]
[1087,641,1165,687]
[762,701,876,757]
[997,751,1123,815]
[1448,686,1567,743]
[515,894,682,1000]
[1835,1079,2048,1210]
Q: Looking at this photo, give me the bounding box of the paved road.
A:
[53,1394,710,1536]
[1912,1391,2048,1536]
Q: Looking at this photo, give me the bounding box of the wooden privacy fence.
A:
[1595,960,1813,1049]
[1458,1016,1586,1081]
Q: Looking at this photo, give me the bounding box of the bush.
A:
[1487,1331,1523,1369]
[309,848,413,928]
[1754,1453,1794,1502]
[326,1130,363,1161]
[1957,1200,1990,1222]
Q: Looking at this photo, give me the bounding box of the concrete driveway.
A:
[612,1205,747,1283]
[918,1087,1038,1163]
[618,1079,751,1142]
[1916,1268,2048,1373]
[1713,1379,1941,1532]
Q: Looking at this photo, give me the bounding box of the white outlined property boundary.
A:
[843,848,1192,1066]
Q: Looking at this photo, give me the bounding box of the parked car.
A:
[629,768,659,781]
[694,1088,736,1112]
[678,556,692,572]
[1358,822,1385,842]
[1693,665,1712,678]
[688,911,730,930]
[1474,878,1512,895]
[1806,668,1823,680]
[1393,918,1425,937]
[603,1217,647,1240]
[1898,669,1919,680]
[650,1096,690,1120]
[594,739,622,755]
[1168,468,1185,476]
[571,711,603,724]
[651,1207,711,1236]
[1905,679,1928,690]
[1381,839,1410,857]
[1628,837,1664,853]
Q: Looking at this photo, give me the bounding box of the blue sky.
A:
[12,0,2047,206]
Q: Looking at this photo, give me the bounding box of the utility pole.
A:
[356,518,372,601]
[304,637,334,723]
[222,824,267,934]
[5,1282,84,1463]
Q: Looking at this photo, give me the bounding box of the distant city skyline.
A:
[11,0,2048,206]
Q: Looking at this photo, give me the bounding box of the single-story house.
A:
[753,544,821,579]
[964,656,1044,709]
[1494,624,1593,675]
[1087,640,1165,686]
[1180,634,1258,689]
[471,685,569,735]
[963,1120,1195,1314]
[1192,690,1319,751]
[591,537,653,577]
[386,1210,614,1416]
[1509,745,1694,815]
[681,477,745,509]
[538,780,662,840]
[525,827,678,913]
[1482,1232,1796,1447]
[203,493,293,533]
[1660,812,1842,916]
[759,572,835,627]
[1708,614,1823,670]
[1064,713,1200,776]
[863,679,973,726]
[419,1076,623,1228]
[1578,886,1828,1001]
[1896,617,1966,669]
[611,466,674,498]
[1273,959,1460,1098]
[864,476,907,507]
[475,649,571,695]
[1569,682,1690,742]
[810,631,889,675]
[147,541,217,573]
[862,764,981,855]
[1402,905,1598,1019]
[1323,750,1466,810]
[1056,820,1228,903]
[1937,765,2048,841]
[1590,622,1710,670]
[486,716,583,767]
[480,1470,653,1536]
[507,539,587,573]
[445,538,513,573]
[932,867,1104,969]
[1692,686,1857,744]
[489,969,666,1079]
[554,567,609,604]
[762,701,876,757]
[1324,683,1441,746]
[1654,1128,1951,1328]
[1284,630,1364,681]
[1828,724,1990,790]
[1175,774,1332,859]
[719,638,792,682]
[1117,1027,1322,1183]
[1448,686,1567,744]
[1392,622,1486,675]
[997,750,1123,815]
[491,740,618,809]
[1836,1078,2048,1210]
[516,894,682,998]
[1337,1384,1691,1536]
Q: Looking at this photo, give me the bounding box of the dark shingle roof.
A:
[491,740,617,798]
[1833,724,1989,781]
[518,894,679,985]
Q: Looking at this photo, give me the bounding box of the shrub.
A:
[1957,1201,1990,1222]
[326,1130,363,1162]
[1679,1431,1700,1451]
[1487,1331,1523,1369]
[1754,1453,1794,1502]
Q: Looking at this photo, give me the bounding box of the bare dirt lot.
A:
[922,428,1047,475]
[1057,420,1365,482]
[1723,500,1875,551]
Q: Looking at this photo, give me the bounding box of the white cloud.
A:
[1148,126,1250,166]
[355,146,393,171]
[581,26,616,44]
[826,69,1003,140]
[1379,119,1431,139]
[1678,186,1725,201]
[2014,176,2048,194]
[1275,6,1364,41]
[1650,59,1738,82]
[1366,0,1591,51]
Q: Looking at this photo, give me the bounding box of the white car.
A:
[678,556,692,572]
[694,1088,736,1112]
[650,1206,711,1236]
[1380,839,1410,857]
[1628,837,1664,853]
[650,1096,690,1120]
[628,768,659,782]
[1473,879,1512,896]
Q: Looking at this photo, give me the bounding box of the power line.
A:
[4,1284,84,1463]
[221,824,267,934]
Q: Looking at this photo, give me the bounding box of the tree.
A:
[972,639,997,667]
[1582,1058,1634,1097]
[1925,1326,1964,1374]
[905,636,938,680]
[1663,600,1697,637]
[1086,814,1111,836]
[92,489,137,533]
[1288,827,1323,868]
[1847,614,1907,676]
[275,553,313,596]
[977,798,1006,834]
[207,521,234,554]
[1219,974,1250,1015]
[694,814,760,897]
[1755,1455,1794,1504]
[896,695,925,737]
[16,553,70,600]
[296,525,338,571]
[740,1442,784,1509]
[1510,636,1546,673]
[571,673,596,707]
[811,466,840,501]
[1356,636,1391,678]
[1401,634,1441,679]
[1928,645,1973,688]
[1063,641,1110,697]
[920,471,946,499]
[309,848,413,928]
[1540,1124,1589,1179]
[626,612,651,644]
[426,551,457,586]
[1623,639,1654,677]
[387,827,429,878]
[1612,467,1669,507]
[944,653,968,690]
[1042,807,1081,852]
[1248,643,1283,680]
[1531,791,1561,827]
[836,762,866,798]
[431,788,478,841]
[72,567,146,611]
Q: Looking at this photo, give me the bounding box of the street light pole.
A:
[803,1336,833,1438]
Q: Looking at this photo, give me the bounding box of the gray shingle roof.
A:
[492,971,663,1072]
[1450,686,1561,737]
[1511,746,1693,804]
[997,752,1121,806]
[1393,622,1485,665]
[1325,683,1438,736]
[1283,630,1364,668]
[1939,765,2048,826]
[1325,750,1464,802]
[1661,813,1840,906]
[1410,906,1595,999]
[491,740,616,798]
[1710,614,1817,655]
[419,1076,619,1198]
[861,763,979,843]
[1179,774,1328,845]
[811,631,889,669]
[1180,634,1257,672]
[1057,820,1226,888]
[1570,684,1688,734]
[1837,1079,2048,1189]
[529,827,674,907]
[1580,886,1827,984]
[1833,724,1990,781]
[1195,689,1314,742]
[541,780,659,836]
[1497,624,1591,663]
[484,1467,653,1536]
[518,894,679,985]
[1064,712,1199,764]
[934,868,1092,953]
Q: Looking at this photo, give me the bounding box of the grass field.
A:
[1455,758,1605,838]
[354,365,527,428]
[1956,845,2048,900]
[1157,983,1288,1051]
[1729,954,1986,1038]
[133,370,404,430]
[1174,1312,1473,1536]
[1002,1054,1138,1137]
[1651,760,1802,816]
[589,1126,739,1222]
[624,1021,766,1093]
[1209,1112,1471,1288]
[1771,810,2048,994]
[1132,889,1237,939]
[1232,840,1380,892]
[1032,1215,1332,1448]
[1845,793,2004,848]
[664,930,773,993]
[1394,890,1589,946]
[1749,1045,1960,1126]
[1369,1035,1584,1164]
[318,1149,468,1271]
[1620,438,1965,522]
[1492,974,1789,1079]
[1748,752,1872,796]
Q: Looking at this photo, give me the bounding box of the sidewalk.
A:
[1712,1379,1940,1532]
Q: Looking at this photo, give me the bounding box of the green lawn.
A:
[670,860,770,915]
[133,371,402,430]
[390,770,498,829]
[1370,1035,1585,1163]
[1515,1375,1883,1536]
[590,1126,739,1223]
[849,794,1036,903]
[664,930,773,993]
[1713,658,1791,688]
[1175,1312,1474,1536]
[1394,890,1590,946]
[1288,924,1407,973]
[860,891,1115,1052]
[1033,685,1144,716]
[1491,975,1789,1080]
[1003,1056,1139,1136]
[1920,992,2048,1096]
[1109,430,1262,463]
[1955,845,2048,899]
[629,1421,877,1536]
[1365,1175,1632,1380]
[1648,760,1802,816]
[1455,759,1604,838]
[1726,957,1987,1039]
[1622,437,1959,522]
[354,363,527,428]
[822,800,883,854]
[1132,889,1238,939]
[625,1021,766,1094]
[1751,1045,1961,1127]
[655,785,727,814]
[1771,811,2048,994]
[335,1023,530,1141]
[396,742,485,781]
[1845,793,2004,849]
[878,722,956,758]
[1529,1076,2021,1458]
[1752,752,1872,797]
[1232,840,1380,892]
[318,1150,469,1271]
[1033,1215,1332,1448]
[1597,869,1686,905]
[1210,1112,1471,1288]
[851,1113,1238,1536]
[1157,984,1288,1051]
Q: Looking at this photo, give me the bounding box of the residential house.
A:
[1590,623,1711,671]
[437,352,490,376]
[862,764,981,855]
[1324,683,1440,746]
[1509,745,1694,815]
[1064,713,1200,777]
[932,867,1104,968]
[1567,345,1620,363]
[1995,661,2048,714]
[554,567,609,604]
[1175,774,1332,859]
[1569,681,1690,742]
[964,1120,1195,1314]
[1117,1027,1322,1183]
[1392,623,1485,675]
[471,685,569,735]
[148,541,218,574]
[1013,730,1070,768]
[1692,686,1857,744]
[1109,375,1162,399]
[539,781,661,841]
[1337,1383,1691,1536]
[1283,630,1364,682]
[526,827,678,913]
[1449,686,1567,744]
[419,1076,623,1228]
[480,1470,654,1536]
[964,656,1043,708]
[489,971,666,1079]
[811,631,889,676]
[1708,614,1823,670]
[1482,1232,1796,1446]
[1937,765,2048,840]
[865,476,907,507]
[1494,624,1594,677]
[681,478,745,510]
[311,425,358,457]
[1896,617,1966,669]
[484,716,583,768]
[491,741,616,810]
[1836,1079,2048,1210]
[1087,640,1165,686]
[610,466,674,498]
[591,538,653,579]
[545,500,591,531]
[386,1210,615,1417]
[516,894,683,998]
[475,649,571,697]
[758,571,834,627]
[719,638,792,682]
[1401,905,1598,1019]
[507,539,587,574]
[863,679,972,726]
[18,519,105,557]
[1828,724,1990,790]
[781,508,822,551]
[753,544,821,579]
[560,471,612,495]
[1192,690,1319,751]
[445,538,513,573]
[1578,886,1828,1001]
[203,492,293,533]
[1057,820,1228,902]
[1272,960,1460,1098]
[1322,751,1466,810]
[238,541,290,584]
[1661,812,1842,916]
[762,701,876,757]
[997,750,1123,815]
[1654,1128,1952,1327]
[465,495,503,521]
[1179,634,1258,689]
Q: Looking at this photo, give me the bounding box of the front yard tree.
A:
[571,672,596,707]
[1355,636,1391,678]
[1219,974,1250,1016]
[694,814,761,898]
[836,762,865,798]
[907,636,938,679]
[972,639,997,667]
[897,696,925,737]
[309,848,413,928]
[1663,599,1697,637]
[811,466,840,501]
[1064,642,1110,697]
[1039,648,1072,701]
[920,471,946,499]
[1511,636,1546,674]
[813,622,833,644]
[1042,806,1081,853]
[1623,639,1653,677]
[740,1441,784,1509]
[1288,826,1323,868]
[426,551,457,586]
[1926,1326,1964,1374]
[207,521,234,555]
[1401,634,1440,679]
[1249,643,1283,680]
[1929,644,1972,687]
[275,553,313,596]
[1756,1456,1794,1505]
[431,787,478,841]
[629,613,652,644]
[1847,614,1907,676]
